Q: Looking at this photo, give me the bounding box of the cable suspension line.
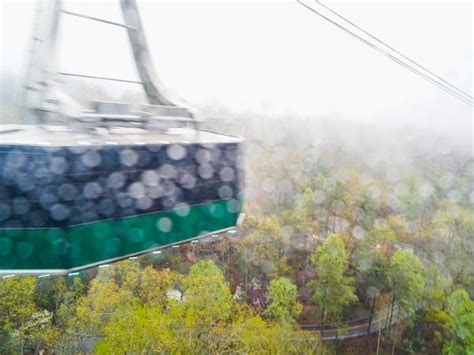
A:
[314,0,473,101]
[297,0,473,106]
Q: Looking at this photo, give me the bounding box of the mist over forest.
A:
[1,70,473,353]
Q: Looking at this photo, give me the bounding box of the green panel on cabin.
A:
[0,199,240,271]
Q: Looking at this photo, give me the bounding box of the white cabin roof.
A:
[0,124,244,147]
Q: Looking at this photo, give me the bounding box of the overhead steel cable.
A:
[314,0,473,101]
[297,0,474,106]
[297,0,473,106]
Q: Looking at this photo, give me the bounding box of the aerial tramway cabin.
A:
[0,0,244,275]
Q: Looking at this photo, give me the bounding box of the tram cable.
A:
[297,0,474,106]
[314,0,473,101]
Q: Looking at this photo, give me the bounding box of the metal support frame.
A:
[61,9,137,29]
[23,0,63,123]
[120,0,174,106]
[23,0,184,126]
[59,72,142,84]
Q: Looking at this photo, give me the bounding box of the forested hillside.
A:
[1,112,472,354]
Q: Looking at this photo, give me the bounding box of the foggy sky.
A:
[1,1,472,139]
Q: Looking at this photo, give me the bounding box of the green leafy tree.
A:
[366,251,390,293]
[264,277,302,323]
[401,266,453,353]
[231,314,323,354]
[238,214,291,280]
[181,260,234,328]
[310,234,358,329]
[389,250,425,323]
[364,251,390,331]
[398,177,423,222]
[96,260,325,354]
[0,276,38,353]
[433,207,474,287]
[364,224,396,252]
[96,305,177,354]
[443,288,474,354]
[70,261,176,351]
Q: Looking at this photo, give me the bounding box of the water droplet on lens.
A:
[262,178,276,193]
[39,192,58,208]
[117,192,133,208]
[352,226,366,240]
[107,172,126,189]
[13,198,30,215]
[81,150,102,168]
[136,196,152,210]
[313,190,326,204]
[179,173,196,189]
[83,182,103,199]
[50,156,68,174]
[50,204,70,221]
[128,182,146,199]
[120,149,139,167]
[157,217,173,232]
[98,199,115,217]
[226,199,240,213]
[0,238,12,255]
[198,164,213,179]
[167,144,186,160]
[17,175,36,192]
[16,241,34,258]
[219,167,235,182]
[174,202,190,217]
[218,185,233,199]
[195,149,211,164]
[142,170,159,186]
[0,203,12,221]
[58,183,78,201]
[6,152,26,169]
[159,164,176,179]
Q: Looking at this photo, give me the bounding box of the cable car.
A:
[0,0,244,275]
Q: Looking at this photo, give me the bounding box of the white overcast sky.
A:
[1,0,472,137]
